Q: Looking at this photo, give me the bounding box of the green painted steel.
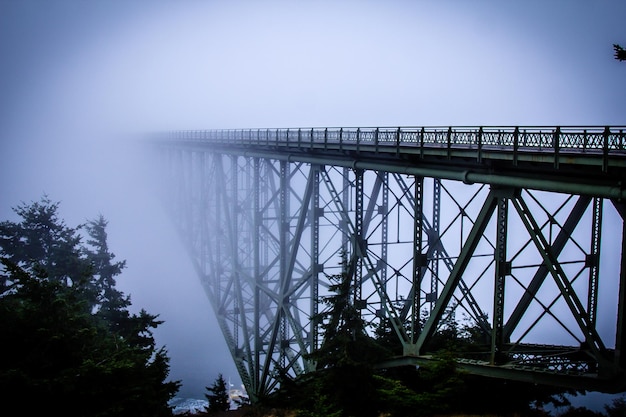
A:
[154,125,626,398]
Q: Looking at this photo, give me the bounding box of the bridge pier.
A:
[616,203,626,375]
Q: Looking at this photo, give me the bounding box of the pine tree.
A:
[614,43,626,61]
[0,196,180,416]
[0,195,93,293]
[84,215,129,314]
[304,256,390,417]
[205,373,230,413]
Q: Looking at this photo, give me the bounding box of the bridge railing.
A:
[166,126,626,154]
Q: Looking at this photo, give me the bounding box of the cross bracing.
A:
[154,126,626,399]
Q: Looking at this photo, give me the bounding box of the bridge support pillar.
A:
[491,189,510,365]
[403,343,419,357]
[616,202,626,374]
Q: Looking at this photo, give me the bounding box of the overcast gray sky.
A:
[1,0,625,402]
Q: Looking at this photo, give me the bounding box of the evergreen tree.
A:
[0,196,93,296]
[604,396,626,417]
[205,373,230,413]
[614,44,626,61]
[84,215,129,316]
[303,262,390,417]
[0,197,180,416]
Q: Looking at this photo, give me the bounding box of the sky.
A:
[1,0,625,405]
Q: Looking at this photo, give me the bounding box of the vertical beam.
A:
[241,158,256,384]
[253,157,261,393]
[430,178,441,311]
[309,165,321,359]
[342,167,350,263]
[615,201,626,370]
[588,197,602,325]
[380,172,389,287]
[198,152,207,279]
[230,156,255,389]
[229,155,240,352]
[491,188,511,364]
[279,161,289,370]
[377,172,390,330]
[411,176,425,343]
[354,169,364,306]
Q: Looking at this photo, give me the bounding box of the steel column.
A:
[491,188,511,364]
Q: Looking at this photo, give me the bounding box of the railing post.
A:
[420,127,425,159]
[447,126,452,159]
[477,127,483,163]
[513,127,519,166]
[339,128,343,151]
[374,128,379,153]
[324,128,328,151]
[396,127,401,156]
[356,128,360,153]
[554,126,561,169]
[603,126,610,173]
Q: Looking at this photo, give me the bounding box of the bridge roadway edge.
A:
[170,140,626,201]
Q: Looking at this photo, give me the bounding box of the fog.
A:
[1,0,625,400]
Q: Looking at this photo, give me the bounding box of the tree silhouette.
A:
[0,196,180,416]
[613,44,626,61]
[205,373,230,413]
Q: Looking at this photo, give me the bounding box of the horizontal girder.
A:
[156,126,626,200]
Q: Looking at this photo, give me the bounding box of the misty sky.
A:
[1,0,625,402]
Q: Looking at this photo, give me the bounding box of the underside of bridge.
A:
[153,126,626,400]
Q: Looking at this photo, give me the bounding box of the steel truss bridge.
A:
[153,126,626,400]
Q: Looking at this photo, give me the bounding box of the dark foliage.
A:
[614,44,626,61]
[205,373,230,413]
[0,196,180,416]
[303,266,390,417]
[557,406,605,417]
[372,305,577,416]
[604,396,626,417]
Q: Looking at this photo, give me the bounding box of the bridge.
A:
[152,126,626,400]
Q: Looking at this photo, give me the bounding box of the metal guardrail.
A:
[164,126,626,154]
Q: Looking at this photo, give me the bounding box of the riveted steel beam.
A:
[170,145,625,200]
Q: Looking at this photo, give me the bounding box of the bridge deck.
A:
[160,126,626,199]
[167,126,626,165]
